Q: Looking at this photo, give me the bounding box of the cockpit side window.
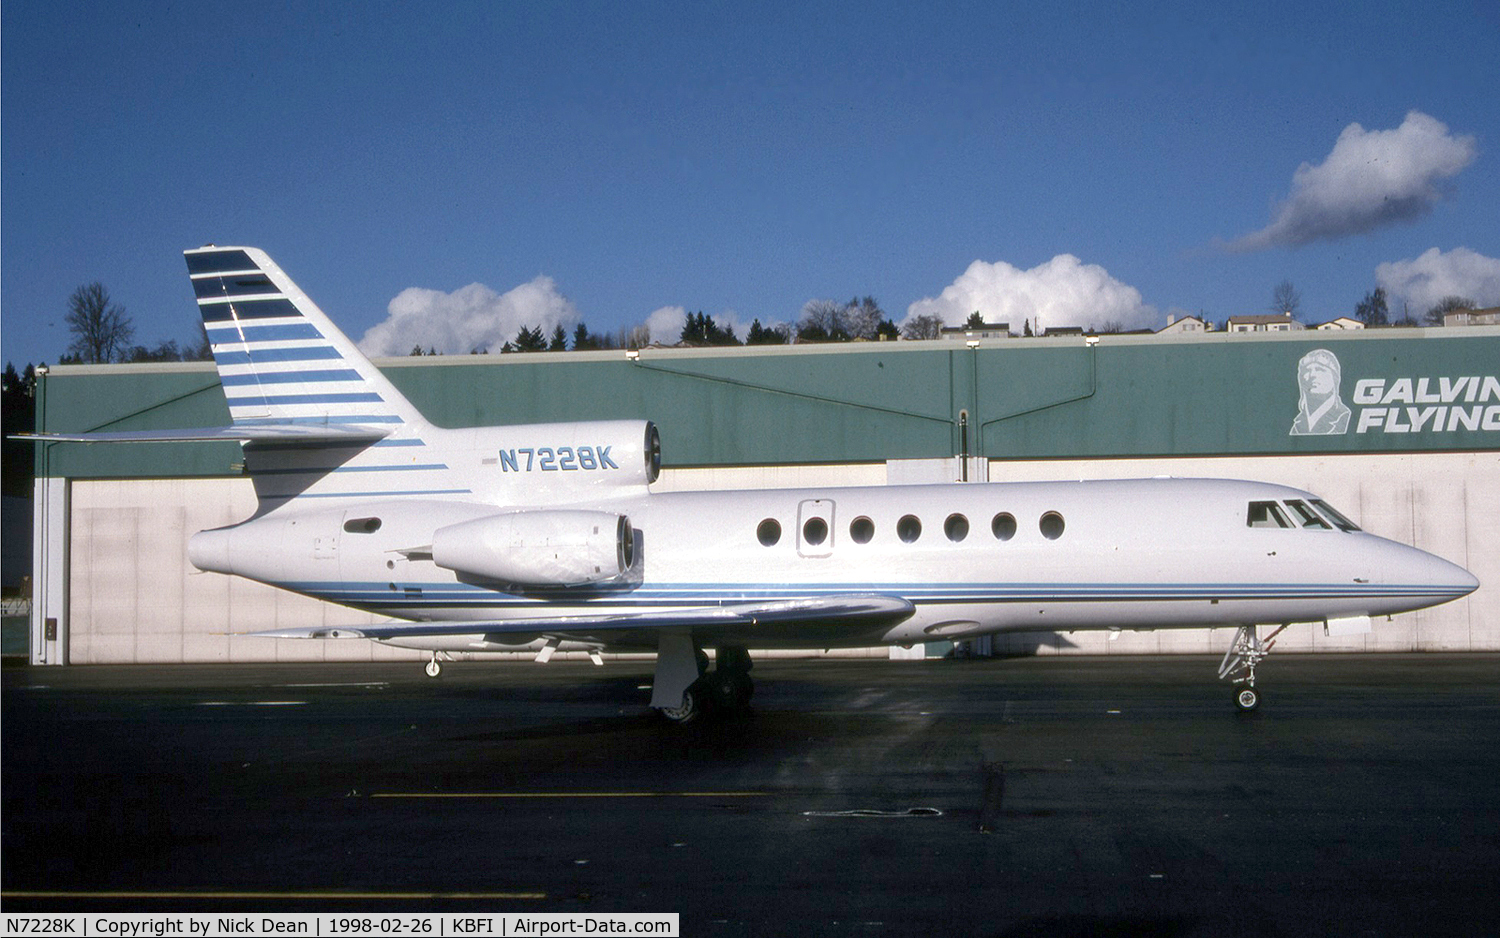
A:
[1246,501,1290,529]
[1284,499,1332,530]
[1310,499,1361,532]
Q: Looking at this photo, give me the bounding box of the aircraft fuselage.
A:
[190,474,1476,649]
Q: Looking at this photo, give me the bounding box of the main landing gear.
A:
[652,638,754,725]
[1217,624,1288,712]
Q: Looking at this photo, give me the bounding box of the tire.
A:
[657,686,706,725]
[1234,686,1260,712]
[702,670,748,711]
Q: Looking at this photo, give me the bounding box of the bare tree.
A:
[1269,280,1301,317]
[65,282,134,363]
[901,314,944,340]
[1424,295,1475,326]
[797,299,849,342]
[845,296,885,340]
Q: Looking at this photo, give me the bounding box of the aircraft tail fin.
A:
[186,245,426,432]
[185,246,475,509]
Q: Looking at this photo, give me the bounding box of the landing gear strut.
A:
[1217,624,1287,712]
[702,645,754,713]
[651,637,755,724]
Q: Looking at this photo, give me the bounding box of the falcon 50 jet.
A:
[29,247,1479,720]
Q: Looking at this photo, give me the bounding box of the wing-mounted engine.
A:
[431,510,636,586]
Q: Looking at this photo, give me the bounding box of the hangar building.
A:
[28,327,1499,666]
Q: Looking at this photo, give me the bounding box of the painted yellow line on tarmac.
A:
[3,889,546,901]
[370,791,773,799]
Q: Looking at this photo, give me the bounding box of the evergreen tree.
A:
[746,319,790,345]
[1354,287,1389,326]
[513,325,547,352]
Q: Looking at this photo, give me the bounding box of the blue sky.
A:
[4,1,1498,365]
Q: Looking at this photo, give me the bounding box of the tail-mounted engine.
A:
[431,510,635,586]
[484,420,661,488]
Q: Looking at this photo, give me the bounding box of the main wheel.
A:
[1234,686,1260,712]
[656,686,707,725]
[424,657,442,678]
[702,670,751,712]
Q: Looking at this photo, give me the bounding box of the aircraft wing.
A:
[16,424,394,444]
[251,594,916,645]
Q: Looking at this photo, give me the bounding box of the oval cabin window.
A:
[757,519,782,547]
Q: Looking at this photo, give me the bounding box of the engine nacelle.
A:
[431,510,635,586]
[482,420,661,488]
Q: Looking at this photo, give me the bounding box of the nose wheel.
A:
[1218,624,1286,712]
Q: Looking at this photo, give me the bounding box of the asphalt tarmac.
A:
[4,654,1499,937]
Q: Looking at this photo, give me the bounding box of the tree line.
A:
[24,276,1496,373]
[1270,278,1479,328]
[441,296,917,355]
[54,282,212,365]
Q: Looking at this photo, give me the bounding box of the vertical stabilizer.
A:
[186,246,470,508]
[186,246,426,430]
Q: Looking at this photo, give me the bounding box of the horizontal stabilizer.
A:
[250,594,916,641]
[16,424,394,444]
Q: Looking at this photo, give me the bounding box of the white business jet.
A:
[30,247,1480,719]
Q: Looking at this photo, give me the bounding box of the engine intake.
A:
[431,510,634,586]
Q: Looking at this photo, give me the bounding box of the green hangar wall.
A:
[35,328,1500,476]
[28,328,1500,665]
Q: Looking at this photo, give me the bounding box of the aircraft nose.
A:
[1407,547,1479,601]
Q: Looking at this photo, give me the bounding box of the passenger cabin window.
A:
[344,517,382,534]
[1246,501,1290,529]
[1310,499,1361,532]
[802,517,829,547]
[1285,499,1331,529]
[897,515,922,543]
[757,519,781,546]
[944,513,969,542]
[850,516,875,544]
[991,512,1017,541]
[1039,511,1065,540]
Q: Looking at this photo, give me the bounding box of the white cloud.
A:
[1376,247,1500,315]
[641,306,759,344]
[358,276,579,356]
[1229,110,1476,251]
[644,306,687,345]
[905,254,1157,333]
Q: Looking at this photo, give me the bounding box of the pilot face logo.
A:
[1290,349,1351,436]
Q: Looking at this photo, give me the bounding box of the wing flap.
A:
[250,594,916,642]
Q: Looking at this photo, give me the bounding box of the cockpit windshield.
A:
[1284,499,1332,529]
[1310,498,1361,532]
[1246,498,1361,532]
[1246,501,1291,529]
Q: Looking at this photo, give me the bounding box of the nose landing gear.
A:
[1218,624,1288,712]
